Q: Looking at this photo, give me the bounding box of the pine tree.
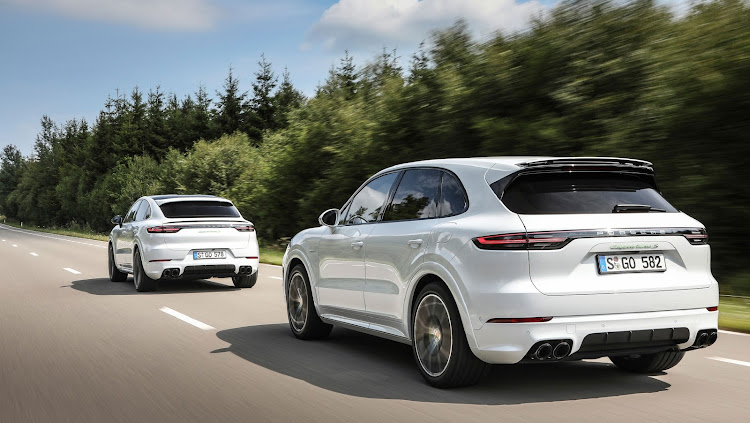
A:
[215,66,248,136]
[273,67,305,129]
[251,54,278,131]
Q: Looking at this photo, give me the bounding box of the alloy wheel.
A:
[287,271,308,332]
[414,294,453,377]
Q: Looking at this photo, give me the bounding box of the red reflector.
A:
[149,259,171,262]
[234,225,255,232]
[147,226,181,233]
[246,256,258,259]
[487,317,553,323]
[707,306,718,312]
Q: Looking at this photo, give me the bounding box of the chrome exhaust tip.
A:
[696,333,708,347]
[534,343,553,360]
[553,341,571,359]
[707,331,718,346]
[171,269,180,278]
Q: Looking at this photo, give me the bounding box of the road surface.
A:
[1,223,748,422]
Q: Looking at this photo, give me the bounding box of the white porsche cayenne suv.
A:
[108,195,260,291]
[282,157,719,388]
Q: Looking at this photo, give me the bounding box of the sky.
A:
[0,0,593,155]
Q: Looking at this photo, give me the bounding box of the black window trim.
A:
[124,200,143,223]
[339,166,469,226]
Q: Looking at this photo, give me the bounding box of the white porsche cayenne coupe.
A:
[282,157,719,388]
[108,195,260,291]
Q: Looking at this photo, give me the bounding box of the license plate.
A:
[597,254,666,274]
[193,250,226,260]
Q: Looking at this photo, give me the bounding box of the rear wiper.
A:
[612,204,666,213]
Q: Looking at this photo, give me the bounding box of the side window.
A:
[124,200,142,223]
[440,172,468,217]
[135,202,151,221]
[383,169,441,221]
[344,172,399,225]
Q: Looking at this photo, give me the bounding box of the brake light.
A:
[707,306,718,312]
[487,317,553,323]
[234,225,255,232]
[147,226,181,233]
[684,229,708,245]
[473,232,571,250]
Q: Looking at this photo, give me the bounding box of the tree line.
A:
[1,0,748,293]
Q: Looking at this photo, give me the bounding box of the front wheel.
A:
[133,250,157,292]
[286,264,332,339]
[412,282,488,388]
[610,351,685,373]
[108,243,128,282]
[232,271,258,288]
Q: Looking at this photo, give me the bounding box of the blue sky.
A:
[0,0,566,155]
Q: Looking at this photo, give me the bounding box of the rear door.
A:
[118,200,143,268]
[499,171,712,295]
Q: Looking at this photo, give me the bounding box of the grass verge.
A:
[719,296,750,334]
[0,219,286,266]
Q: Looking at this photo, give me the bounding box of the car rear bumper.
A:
[470,307,718,364]
[143,248,259,279]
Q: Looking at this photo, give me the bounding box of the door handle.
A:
[408,239,424,247]
[351,241,364,249]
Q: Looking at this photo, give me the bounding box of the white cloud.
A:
[306,0,548,51]
[4,0,221,31]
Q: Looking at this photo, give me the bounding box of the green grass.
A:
[719,296,750,334]
[1,218,286,266]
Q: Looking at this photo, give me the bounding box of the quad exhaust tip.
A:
[533,343,553,360]
[528,339,573,361]
[553,341,571,359]
[161,268,180,279]
[237,266,253,275]
[707,331,717,346]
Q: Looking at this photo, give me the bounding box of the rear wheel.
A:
[232,271,258,288]
[108,243,127,282]
[286,264,332,339]
[610,351,685,373]
[133,249,157,292]
[412,282,488,388]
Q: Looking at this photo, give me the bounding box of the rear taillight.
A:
[147,226,181,233]
[473,232,571,250]
[684,229,708,245]
[234,225,254,232]
[707,306,718,312]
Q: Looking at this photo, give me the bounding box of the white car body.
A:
[109,195,259,285]
[282,157,718,377]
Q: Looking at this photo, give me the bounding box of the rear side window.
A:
[159,201,241,218]
[383,169,441,221]
[500,172,678,214]
[135,202,151,221]
[440,172,468,217]
[124,200,142,223]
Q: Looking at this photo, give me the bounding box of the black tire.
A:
[412,282,489,388]
[286,264,332,339]
[108,242,128,282]
[133,249,157,292]
[232,271,258,288]
[610,350,685,373]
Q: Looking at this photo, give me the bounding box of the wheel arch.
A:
[283,250,322,311]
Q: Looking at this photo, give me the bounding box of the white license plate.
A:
[193,250,226,260]
[597,254,666,274]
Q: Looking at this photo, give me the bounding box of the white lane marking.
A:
[708,357,750,368]
[63,268,82,275]
[29,252,38,256]
[260,263,282,269]
[719,329,750,337]
[2,239,5,241]
[0,224,106,249]
[12,244,18,247]
[159,307,215,331]
[720,294,750,299]
[269,276,282,280]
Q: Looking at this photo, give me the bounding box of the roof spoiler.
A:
[518,157,653,172]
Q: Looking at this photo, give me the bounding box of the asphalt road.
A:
[1,223,749,423]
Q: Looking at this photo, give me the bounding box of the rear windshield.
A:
[159,201,241,218]
[498,172,678,214]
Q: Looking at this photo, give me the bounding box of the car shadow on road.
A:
[67,278,239,295]
[213,324,671,405]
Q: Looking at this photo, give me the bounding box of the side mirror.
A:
[318,208,340,228]
[111,215,123,227]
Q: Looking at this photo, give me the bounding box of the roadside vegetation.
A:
[0,0,749,296]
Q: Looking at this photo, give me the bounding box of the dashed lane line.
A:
[12,244,18,247]
[708,357,750,368]
[159,307,215,331]
[63,268,82,275]
[0,224,106,249]
[30,252,38,257]
[269,276,282,280]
